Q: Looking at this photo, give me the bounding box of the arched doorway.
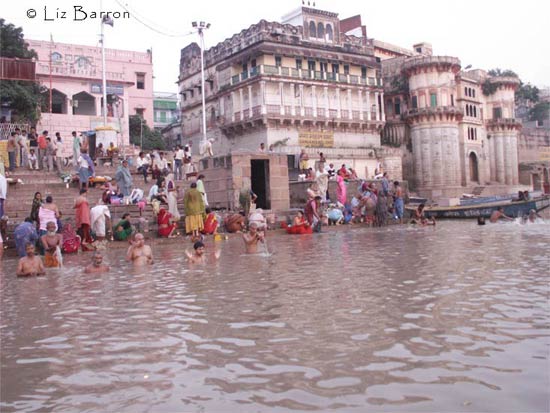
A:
[469,152,479,183]
[72,91,96,115]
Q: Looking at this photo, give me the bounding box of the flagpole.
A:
[101,16,107,126]
[49,33,53,128]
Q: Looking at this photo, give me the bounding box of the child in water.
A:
[242,222,265,253]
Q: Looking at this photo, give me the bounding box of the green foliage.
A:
[516,82,539,103]
[487,68,518,78]
[0,19,43,122]
[390,75,409,95]
[0,19,37,59]
[129,115,165,150]
[482,80,498,96]
[529,102,550,124]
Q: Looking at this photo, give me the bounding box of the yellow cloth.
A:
[44,250,61,268]
[185,214,204,233]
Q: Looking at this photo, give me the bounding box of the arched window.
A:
[464,87,468,96]
[51,52,62,62]
[472,89,476,98]
[326,24,333,41]
[473,106,477,117]
[317,22,324,39]
[309,21,317,38]
[466,105,470,116]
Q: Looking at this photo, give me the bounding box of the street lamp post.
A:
[192,21,211,146]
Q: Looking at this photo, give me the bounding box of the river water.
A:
[1,221,549,413]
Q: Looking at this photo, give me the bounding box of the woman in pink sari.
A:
[336,172,347,206]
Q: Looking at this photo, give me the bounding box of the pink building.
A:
[28,39,154,154]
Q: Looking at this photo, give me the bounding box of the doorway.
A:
[251,159,270,209]
[532,173,541,191]
[469,152,479,183]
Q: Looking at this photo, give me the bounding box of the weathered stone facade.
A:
[178,7,400,181]
[382,51,522,197]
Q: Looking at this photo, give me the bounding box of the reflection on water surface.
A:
[1,221,549,412]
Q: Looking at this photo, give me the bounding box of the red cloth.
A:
[38,135,47,149]
[62,223,81,253]
[157,208,177,237]
[202,212,218,235]
[74,197,91,227]
[286,224,313,234]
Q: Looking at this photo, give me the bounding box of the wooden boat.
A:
[405,195,550,219]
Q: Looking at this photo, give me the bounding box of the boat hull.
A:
[405,196,550,219]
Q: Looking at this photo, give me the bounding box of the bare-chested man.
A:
[16,243,45,277]
[489,207,513,223]
[242,222,265,254]
[84,251,110,273]
[185,241,220,264]
[126,233,153,265]
[41,221,63,268]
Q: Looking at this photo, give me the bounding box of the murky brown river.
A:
[1,221,549,412]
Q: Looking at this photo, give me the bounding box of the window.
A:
[412,96,418,109]
[136,73,145,90]
[242,63,248,73]
[466,105,470,116]
[464,87,468,96]
[295,59,302,69]
[451,94,454,106]
[198,86,202,95]
[326,24,333,41]
[394,98,401,115]
[182,93,187,102]
[317,22,324,39]
[309,21,317,38]
[332,64,339,73]
[416,47,422,53]
[343,65,350,75]
[51,52,62,62]
[308,60,316,71]
[430,93,437,107]
[160,111,166,122]
[320,62,328,72]
[251,59,256,67]
[493,107,502,119]
[473,106,477,117]
[472,89,476,98]
[361,66,367,78]
[275,56,282,67]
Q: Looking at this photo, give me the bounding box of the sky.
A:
[3,0,549,93]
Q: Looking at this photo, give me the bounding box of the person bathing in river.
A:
[41,221,63,267]
[242,222,265,253]
[16,243,45,277]
[489,207,514,223]
[84,251,110,274]
[409,204,436,226]
[126,233,153,265]
[185,241,221,264]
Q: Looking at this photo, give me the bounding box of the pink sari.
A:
[336,175,347,205]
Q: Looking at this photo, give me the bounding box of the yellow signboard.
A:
[540,147,550,161]
[298,131,334,148]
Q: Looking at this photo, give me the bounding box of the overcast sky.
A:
[4,0,549,93]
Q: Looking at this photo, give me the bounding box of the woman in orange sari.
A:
[157,208,177,238]
[286,210,313,234]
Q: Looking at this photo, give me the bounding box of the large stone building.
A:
[178,6,403,181]
[178,5,526,199]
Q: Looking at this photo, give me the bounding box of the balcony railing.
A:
[226,65,383,88]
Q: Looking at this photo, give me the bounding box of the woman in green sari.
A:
[113,212,134,241]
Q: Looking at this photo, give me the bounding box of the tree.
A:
[487,68,518,78]
[516,82,539,104]
[529,102,550,124]
[0,19,44,123]
[129,115,165,150]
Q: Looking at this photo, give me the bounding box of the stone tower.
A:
[402,56,463,196]
[484,76,521,185]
